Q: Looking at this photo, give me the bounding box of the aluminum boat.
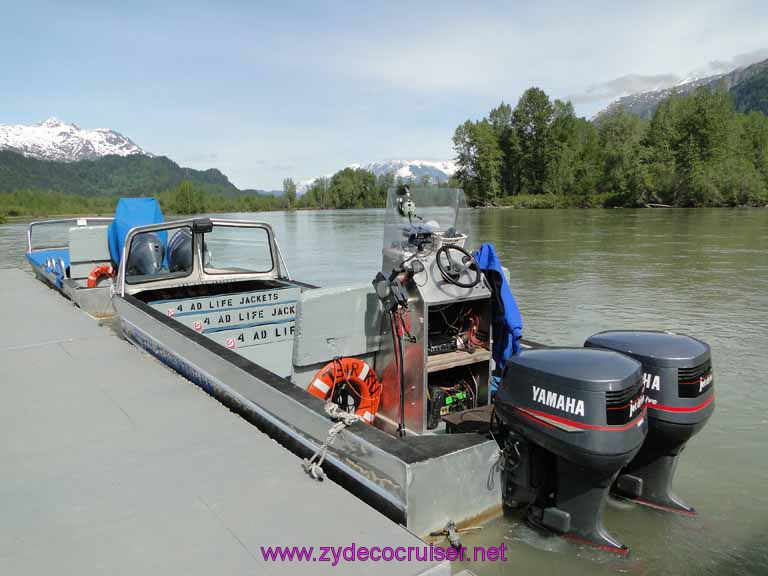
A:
[26,188,716,553]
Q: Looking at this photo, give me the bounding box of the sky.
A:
[1,0,767,190]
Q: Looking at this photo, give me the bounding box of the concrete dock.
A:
[0,268,450,576]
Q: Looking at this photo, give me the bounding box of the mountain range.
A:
[601,57,768,119]
[0,117,146,162]
[0,149,241,197]
[0,118,456,197]
[363,159,456,182]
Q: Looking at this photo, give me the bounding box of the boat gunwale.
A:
[122,287,494,465]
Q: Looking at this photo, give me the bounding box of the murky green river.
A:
[1,208,766,575]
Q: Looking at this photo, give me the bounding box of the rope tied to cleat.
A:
[302,402,362,481]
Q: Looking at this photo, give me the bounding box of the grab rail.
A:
[117,218,284,297]
[27,217,114,252]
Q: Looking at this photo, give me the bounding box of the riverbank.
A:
[493,193,768,209]
[0,199,768,224]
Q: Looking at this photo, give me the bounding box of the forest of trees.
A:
[0,150,240,197]
[453,86,768,207]
[2,85,767,220]
[296,169,391,209]
[0,182,291,219]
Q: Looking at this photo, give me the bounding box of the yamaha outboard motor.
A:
[168,229,193,272]
[126,232,164,276]
[494,348,647,553]
[585,331,714,514]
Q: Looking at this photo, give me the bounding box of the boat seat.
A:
[69,225,111,285]
[291,284,383,387]
[26,249,70,288]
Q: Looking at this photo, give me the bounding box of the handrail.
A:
[275,240,291,280]
[27,217,114,252]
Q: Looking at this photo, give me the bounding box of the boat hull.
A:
[112,292,502,535]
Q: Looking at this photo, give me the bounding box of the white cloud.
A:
[570,74,682,104]
[701,48,768,75]
[339,26,515,92]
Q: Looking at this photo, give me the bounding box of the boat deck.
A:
[0,268,450,576]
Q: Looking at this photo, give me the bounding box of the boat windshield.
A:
[27,217,113,252]
[382,186,471,272]
[202,224,273,275]
[125,225,193,284]
[124,221,276,285]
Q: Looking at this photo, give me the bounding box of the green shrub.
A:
[497,194,563,208]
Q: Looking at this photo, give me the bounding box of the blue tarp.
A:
[108,198,165,265]
[474,243,523,391]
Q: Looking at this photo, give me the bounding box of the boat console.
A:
[372,186,493,435]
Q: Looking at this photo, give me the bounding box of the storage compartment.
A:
[427,301,490,358]
[422,300,492,431]
[426,362,489,430]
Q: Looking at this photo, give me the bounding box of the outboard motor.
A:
[585,331,714,514]
[126,232,165,276]
[168,229,193,272]
[494,348,647,553]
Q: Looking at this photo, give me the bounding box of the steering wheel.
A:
[435,245,481,289]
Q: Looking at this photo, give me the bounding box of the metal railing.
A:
[118,219,286,296]
[27,217,114,252]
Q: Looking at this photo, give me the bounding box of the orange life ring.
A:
[87,264,114,288]
[307,357,382,424]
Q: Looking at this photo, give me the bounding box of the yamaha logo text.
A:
[532,386,585,417]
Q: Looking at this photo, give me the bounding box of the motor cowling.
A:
[126,232,165,277]
[494,348,647,553]
[585,331,714,514]
[168,229,193,272]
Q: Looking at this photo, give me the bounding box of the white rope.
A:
[302,402,361,481]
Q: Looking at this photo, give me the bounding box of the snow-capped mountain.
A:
[0,117,148,162]
[599,57,768,120]
[299,159,456,192]
[364,159,456,182]
[601,76,723,119]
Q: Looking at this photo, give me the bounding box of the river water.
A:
[1,208,767,575]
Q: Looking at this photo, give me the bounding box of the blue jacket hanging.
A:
[473,243,523,376]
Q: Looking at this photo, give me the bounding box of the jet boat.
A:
[26,188,715,553]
